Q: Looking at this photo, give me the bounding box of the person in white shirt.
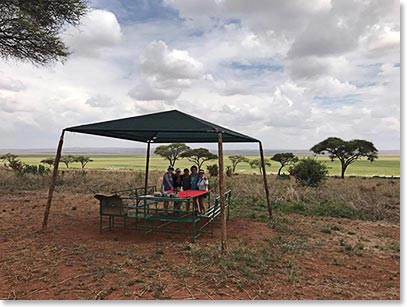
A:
[196,169,209,214]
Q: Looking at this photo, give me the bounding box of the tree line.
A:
[40,155,93,170]
[1,137,378,182]
[0,153,93,176]
[154,137,378,183]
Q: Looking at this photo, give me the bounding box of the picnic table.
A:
[136,190,209,206]
[128,189,208,241]
[97,187,230,241]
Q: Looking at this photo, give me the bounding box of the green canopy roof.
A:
[65,110,259,143]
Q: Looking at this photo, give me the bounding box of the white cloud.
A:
[364,26,400,54]
[85,94,115,108]
[139,41,203,79]
[304,76,358,97]
[0,75,25,92]
[129,40,204,101]
[0,1,400,151]
[63,9,122,57]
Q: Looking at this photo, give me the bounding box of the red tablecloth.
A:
[164,190,207,198]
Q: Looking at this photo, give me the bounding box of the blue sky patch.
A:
[314,94,361,107]
[91,0,180,24]
[349,81,377,88]
[357,63,382,76]
[229,61,284,72]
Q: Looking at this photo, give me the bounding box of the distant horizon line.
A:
[0,147,400,153]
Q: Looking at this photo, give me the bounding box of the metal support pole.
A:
[217,131,227,253]
[144,141,151,196]
[42,130,65,230]
[259,142,272,219]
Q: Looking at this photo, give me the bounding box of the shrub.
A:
[226,166,233,177]
[206,164,218,176]
[289,158,328,186]
[23,164,50,176]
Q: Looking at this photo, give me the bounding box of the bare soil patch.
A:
[0,190,399,300]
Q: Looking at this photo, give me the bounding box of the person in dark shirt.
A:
[173,168,182,190]
[181,168,191,190]
[162,165,174,215]
[190,165,199,190]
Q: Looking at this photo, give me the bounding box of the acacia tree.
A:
[310,137,378,179]
[249,158,271,175]
[154,143,190,167]
[271,153,298,176]
[40,157,55,168]
[60,155,76,168]
[74,155,93,170]
[1,153,24,176]
[228,155,249,174]
[180,148,218,170]
[0,0,88,65]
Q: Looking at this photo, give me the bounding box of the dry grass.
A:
[0,168,400,300]
[0,169,399,222]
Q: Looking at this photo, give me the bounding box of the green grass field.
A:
[18,155,400,177]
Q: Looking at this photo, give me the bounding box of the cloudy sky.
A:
[0,0,400,150]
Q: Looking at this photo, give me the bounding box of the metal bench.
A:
[95,194,128,232]
[200,190,231,236]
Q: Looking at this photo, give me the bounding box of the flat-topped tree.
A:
[229,155,249,174]
[249,158,271,174]
[271,153,298,176]
[154,143,190,167]
[75,156,93,170]
[41,157,55,168]
[311,137,378,179]
[180,148,218,170]
[60,155,76,169]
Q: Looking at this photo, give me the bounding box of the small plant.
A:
[331,225,341,231]
[344,244,353,251]
[320,227,332,234]
[389,242,400,252]
[286,260,300,284]
[332,257,342,266]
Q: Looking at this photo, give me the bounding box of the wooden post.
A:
[217,131,227,252]
[144,141,151,195]
[259,142,272,219]
[42,130,65,230]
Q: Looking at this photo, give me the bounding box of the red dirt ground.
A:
[0,190,400,300]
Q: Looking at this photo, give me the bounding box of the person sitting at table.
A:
[162,165,174,215]
[197,169,209,214]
